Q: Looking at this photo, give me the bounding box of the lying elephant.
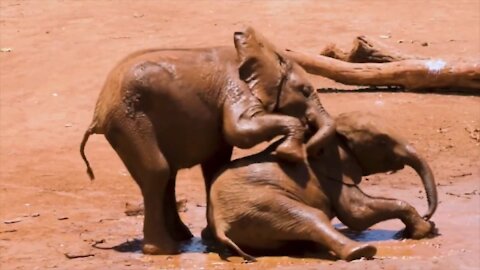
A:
[80,27,335,254]
[208,112,437,261]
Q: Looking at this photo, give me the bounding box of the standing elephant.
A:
[80,27,335,255]
[208,112,437,262]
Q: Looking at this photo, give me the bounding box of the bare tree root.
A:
[319,36,423,63]
[285,37,480,92]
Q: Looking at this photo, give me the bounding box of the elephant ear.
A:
[234,27,287,111]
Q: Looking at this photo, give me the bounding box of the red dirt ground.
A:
[0,1,479,269]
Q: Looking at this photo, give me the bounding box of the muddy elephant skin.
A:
[209,112,437,262]
[79,27,335,255]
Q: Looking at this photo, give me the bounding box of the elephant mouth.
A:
[272,74,287,113]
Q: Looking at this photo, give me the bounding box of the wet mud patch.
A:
[337,226,403,242]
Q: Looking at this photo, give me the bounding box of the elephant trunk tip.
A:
[423,190,438,220]
[406,152,438,220]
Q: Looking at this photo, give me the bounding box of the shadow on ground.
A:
[91,227,416,261]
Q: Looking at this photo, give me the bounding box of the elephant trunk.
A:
[305,93,336,156]
[405,150,438,220]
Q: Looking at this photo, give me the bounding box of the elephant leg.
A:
[278,200,376,261]
[232,197,376,261]
[200,145,233,241]
[105,117,178,255]
[164,171,193,241]
[223,100,306,163]
[335,186,435,239]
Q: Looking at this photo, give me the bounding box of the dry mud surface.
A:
[1,1,479,269]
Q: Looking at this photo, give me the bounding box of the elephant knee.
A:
[394,200,417,217]
[336,194,378,231]
[341,208,372,231]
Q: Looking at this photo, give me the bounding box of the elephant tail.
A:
[80,120,98,180]
[215,229,256,262]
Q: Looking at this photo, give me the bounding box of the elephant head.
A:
[335,112,438,220]
[234,27,335,153]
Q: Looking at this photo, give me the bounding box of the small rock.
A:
[0,229,17,233]
[379,35,391,39]
[31,213,40,217]
[4,218,22,224]
[98,218,117,223]
[465,127,480,142]
[437,127,449,133]
[397,39,404,43]
[125,202,144,216]
[0,47,12,52]
[57,216,69,221]
[450,172,473,178]
[176,199,188,212]
[64,252,94,259]
[464,189,477,196]
[421,42,429,47]
[444,144,454,149]
[64,123,73,128]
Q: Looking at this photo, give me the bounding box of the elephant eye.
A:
[300,85,313,97]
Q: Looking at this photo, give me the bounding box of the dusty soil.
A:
[1,1,479,269]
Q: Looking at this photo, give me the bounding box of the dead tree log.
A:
[319,36,422,63]
[285,50,480,91]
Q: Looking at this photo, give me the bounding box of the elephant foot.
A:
[171,222,193,241]
[142,241,180,255]
[339,243,377,261]
[201,226,215,241]
[405,220,436,239]
[275,139,305,163]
